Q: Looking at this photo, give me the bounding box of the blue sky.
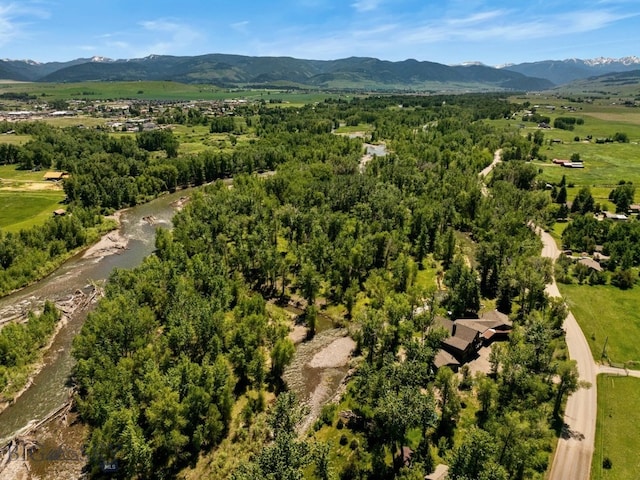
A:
[1,0,638,65]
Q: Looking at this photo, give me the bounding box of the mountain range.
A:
[500,56,640,85]
[1,54,638,91]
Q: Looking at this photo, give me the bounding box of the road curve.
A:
[479,148,502,178]
[540,228,598,480]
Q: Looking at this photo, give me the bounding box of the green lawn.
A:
[0,191,65,231]
[0,133,31,145]
[558,284,640,367]
[592,375,640,480]
[0,164,54,182]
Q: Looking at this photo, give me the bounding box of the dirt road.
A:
[540,228,598,480]
[479,148,502,179]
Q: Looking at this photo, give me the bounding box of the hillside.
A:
[502,57,640,85]
[1,54,553,92]
[552,69,640,96]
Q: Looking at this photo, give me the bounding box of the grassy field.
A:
[0,165,66,231]
[0,133,31,145]
[0,164,53,181]
[558,284,640,367]
[0,191,65,231]
[494,97,640,205]
[592,375,640,480]
[0,81,343,104]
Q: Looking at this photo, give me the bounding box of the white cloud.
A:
[446,10,507,26]
[231,20,250,34]
[0,2,50,47]
[351,0,380,13]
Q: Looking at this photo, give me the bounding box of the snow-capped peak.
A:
[579,56,640,66]
[457,61,486,67]
[1,58,41,65]
[90,56,113,63]
[566,55,640,67]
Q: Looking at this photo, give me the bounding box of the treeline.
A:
[0,301,61,397]
[560,213,640,287]
[553,116,584,131]
[0,208,110,297]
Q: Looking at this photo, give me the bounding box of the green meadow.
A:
[0,190,65,232]
[0,80,342,104]
[0,165,66,231]
[494,97,640,205]
[592,375,640,480]
[559,284,640,368]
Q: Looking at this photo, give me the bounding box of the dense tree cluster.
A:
[0,301,60,395]
[0,208,108,296]
[553,116,584,131]
[561,213,640,288]
[0,93,568,478]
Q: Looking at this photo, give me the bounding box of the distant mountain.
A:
[554,69,640,95]
[0,56,114,82]
[0,54,553,92]
[501,57,640,85]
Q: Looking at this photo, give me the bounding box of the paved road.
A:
[540,228,598,480]
[481,154,634,479]
[598,365,640,378]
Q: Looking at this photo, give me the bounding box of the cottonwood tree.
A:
[553,360,590,417]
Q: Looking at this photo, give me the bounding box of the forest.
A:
[1,93,597,478]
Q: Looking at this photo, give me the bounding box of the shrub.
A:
[339,434,349,446]
[603,457,612,469]
[319,403,337,427]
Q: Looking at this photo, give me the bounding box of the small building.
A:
[578,257,603,272]
[628,204,640,215]
[434,349,461,371]
[603,211,628,221]
[433,310,512,369]
[43,171,69,181]
[442,323,482,362]
[53,209,67,216]
[562,162,584,168]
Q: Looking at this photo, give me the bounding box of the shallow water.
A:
[0,189,188,442]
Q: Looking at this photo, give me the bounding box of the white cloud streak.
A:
[351,0,380,13]
[0,2,50,47]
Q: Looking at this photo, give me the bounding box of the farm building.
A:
[43,171,69,181]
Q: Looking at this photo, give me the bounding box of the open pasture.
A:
[559,283,640,368]
[0,81,340,104]
[592,375,640,480]
[0,191,65,232]
[0,165,65,231]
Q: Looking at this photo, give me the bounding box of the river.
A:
[0,174,357,445]
[0,189,184,442]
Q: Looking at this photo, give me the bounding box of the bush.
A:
[339,434,349,446]
[319,403,337,427]
[611,269,635,290]
[603,457,612,469]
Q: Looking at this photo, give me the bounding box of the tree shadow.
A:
[559,422,585,441]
